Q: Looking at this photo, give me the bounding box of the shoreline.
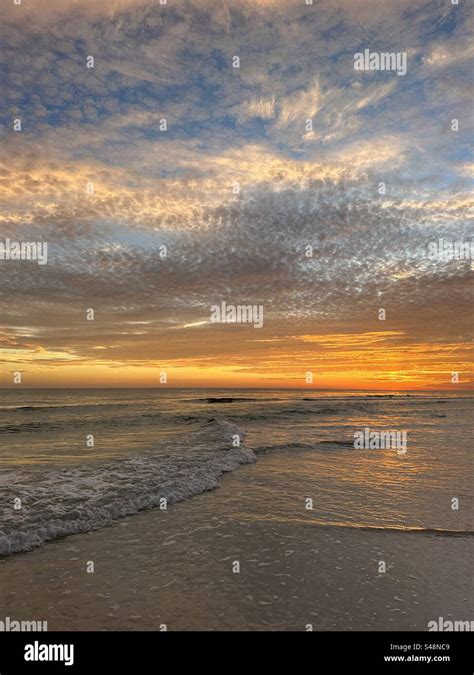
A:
[1,454,471,632]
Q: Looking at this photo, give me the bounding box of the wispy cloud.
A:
[0,0,472,387]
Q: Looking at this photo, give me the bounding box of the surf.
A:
[0,420,255,556]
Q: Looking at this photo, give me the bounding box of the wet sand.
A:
[1,453,472,631]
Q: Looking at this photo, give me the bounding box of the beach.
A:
[0,389,472,630]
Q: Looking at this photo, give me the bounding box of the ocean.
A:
[0,389,472,630]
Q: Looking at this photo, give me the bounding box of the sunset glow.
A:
[1,0,472,389]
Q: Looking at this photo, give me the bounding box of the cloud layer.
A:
[0,0,472,387]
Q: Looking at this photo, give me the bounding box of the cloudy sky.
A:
[0,0,472,389]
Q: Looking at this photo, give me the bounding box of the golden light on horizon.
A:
[1,330,471,389]
[1,0,472,393]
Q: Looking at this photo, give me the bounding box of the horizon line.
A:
[0,386,472,392]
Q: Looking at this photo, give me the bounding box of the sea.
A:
[0,389,472,630]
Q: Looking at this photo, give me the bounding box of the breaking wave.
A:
[0,420,255,556]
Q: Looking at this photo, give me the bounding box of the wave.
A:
[253,442,317,453]
[214,405,365,422]
[253,440,355,453]
[0,422,65,434]
[318,440,355,448]
[304,520,474,537]
[190,397,282,403]
[192,395,409,404]
[0,420,255,556]
[0,402,132,413]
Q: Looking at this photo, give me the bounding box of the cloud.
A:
[274,81,322,130]
[423,42,474,70]
[234,95,276,122]
[0,0,472,387]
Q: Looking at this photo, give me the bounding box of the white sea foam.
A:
[0,420,255,556]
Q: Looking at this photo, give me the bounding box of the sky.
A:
[0,0,473,389]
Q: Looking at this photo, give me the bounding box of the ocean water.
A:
[0,389,472,630]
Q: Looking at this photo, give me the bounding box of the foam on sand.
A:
[0,420,255,556]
